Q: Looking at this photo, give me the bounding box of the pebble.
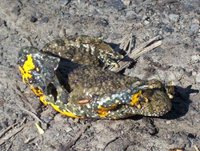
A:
[166,121,171,124]
[95,18,109,27]
[195,73,200,83]
[144,20,150,25]
[122,0,131,6]
[189,18,199,35]
[163,26,174,33]
[108,0,125,11]
[189,24,199,35]
[30,16,38,23]
[191,54,200,63]
[169,14,180,22]
[41,17,49,23]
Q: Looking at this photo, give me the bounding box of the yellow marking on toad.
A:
[30,85,49,105]
[19,54,35,83]
[31,86,79,118]
[50,103,79,118]
[130,90,142,106]
[97,104,117,118]
[97,109,109,118]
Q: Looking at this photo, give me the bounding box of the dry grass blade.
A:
[16,104,44,124]
[194,145,200,151]
[0,118,26,145]
[35,122,45,135]
[119,33,135,54]
[111,35,163,72]
[0,122,18,138]
[0,126,24,145]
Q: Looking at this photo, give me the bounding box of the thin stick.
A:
[0,123,18,138]
[0,118,26,145]
[111,35,163,72]
[16,104,44,123]
[128,35,162,57]
[194,145,200,151]
[0,126,24,145]
[130,40,162,59]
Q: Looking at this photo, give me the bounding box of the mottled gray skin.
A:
[42,35,123,68]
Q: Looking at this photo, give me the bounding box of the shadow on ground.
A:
[162,85,199,119]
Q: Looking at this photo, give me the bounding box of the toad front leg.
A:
[18,47,79,118]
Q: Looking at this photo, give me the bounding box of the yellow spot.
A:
[97,109,109,118]
[97,104,117,118]
[30,85,79,118]
[50,103,79,118]
[19,54,35,83]
[30,86,43,96]
[30,85,48,105]
[130,90,142,106]
[39,95,48,106]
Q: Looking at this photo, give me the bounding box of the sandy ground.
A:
[0,0,199,151]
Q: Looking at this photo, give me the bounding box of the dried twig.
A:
[119,33,135,54]
[194,145,200,151]
[0,122,18,138]
[111,35,163,72]
[0,126,24,145]
[16,104,44,124]
[0,118,26,145]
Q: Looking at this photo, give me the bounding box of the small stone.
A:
[166,121,171,124]
[163,26,174,33]
[41,17,49,23]
[122,0,131,6]
[189,24,199,35]
[144,20,150,25]
[191,54,200,63]
[30,16,38,23]
[108,0,125,11]
[196,73,200,83]
[95,18,109,27]
[169,14,179,22]
[187,133,196,139]
[192,71,197,76]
